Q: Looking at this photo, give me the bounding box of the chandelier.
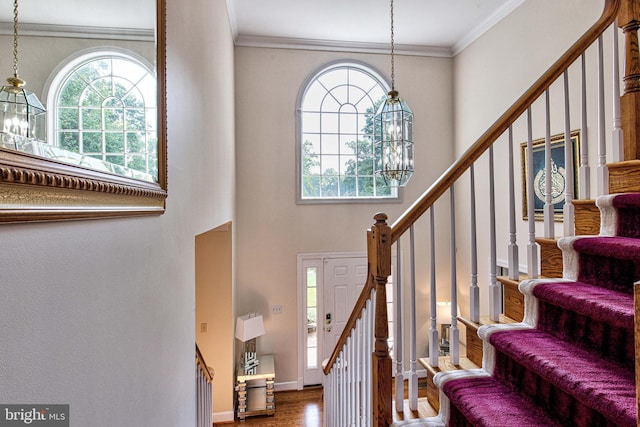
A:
[374,0,414,188]
[0,0,46,147]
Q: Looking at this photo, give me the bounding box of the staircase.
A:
[427,192,638,426]
[322,1,640,425]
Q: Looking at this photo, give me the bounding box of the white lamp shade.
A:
[436,301,460,325]
[235,313,265,342]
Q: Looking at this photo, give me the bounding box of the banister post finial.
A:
[618,0,640,159]
[369,213,392,426]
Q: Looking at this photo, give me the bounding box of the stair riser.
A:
[539,241,562,277]
[536,300,634,369]
[616,208,640,238]
[503,282,524,322]
[426,370,440,412]
[574,201,600,235]
[492,351,624,427]
[578,254,640,293]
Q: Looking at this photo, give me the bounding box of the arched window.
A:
[46,49,157,179]
[297,62,396,201]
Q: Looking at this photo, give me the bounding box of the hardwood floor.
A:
[214,387,323,426]
[214,379,433,426]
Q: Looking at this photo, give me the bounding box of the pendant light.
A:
[0,0,45,147]
[374,0,414,188]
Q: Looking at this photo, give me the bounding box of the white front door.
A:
[299,254,367,387]
[298,253,393,387]
[322,257,368,361]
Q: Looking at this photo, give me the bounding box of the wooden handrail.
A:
[322,272,375,375]
[390,0,620,243]
[196,343,214,383]
[323,2,624,425]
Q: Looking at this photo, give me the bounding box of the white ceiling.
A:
[229,0,525,56]
[0,0,154,30]
[0,0,524,56]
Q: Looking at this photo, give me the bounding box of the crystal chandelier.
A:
[0,0,46,147]
[374,0,414,188]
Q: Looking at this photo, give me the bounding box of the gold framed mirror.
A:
[0,0,167,223]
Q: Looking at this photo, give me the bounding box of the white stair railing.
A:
[324,286,376,427]
[196,345,213,427]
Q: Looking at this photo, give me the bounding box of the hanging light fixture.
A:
[0,0,45,147]
[374,0,414,188]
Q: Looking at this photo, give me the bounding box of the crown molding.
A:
[231,0,525,58]
[0,22,154,42]
[235,35,452,58]
[452,0,525,56]
[225,0,239,40]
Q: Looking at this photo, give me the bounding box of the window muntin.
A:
[299,63,396,201]
[51,52,157,180]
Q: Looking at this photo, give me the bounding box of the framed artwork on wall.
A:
[520,130,580,221]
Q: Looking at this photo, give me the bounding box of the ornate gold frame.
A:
[0,0,167,223]
[520,130,580,221]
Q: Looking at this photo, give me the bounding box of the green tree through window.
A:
[53,53,158,180]
[299,63,395,200]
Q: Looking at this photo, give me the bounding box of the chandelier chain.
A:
[12,0,19,78]
[390,0,395,91]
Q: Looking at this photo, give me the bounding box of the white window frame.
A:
[44,47,157,177]
[295,60,402,204]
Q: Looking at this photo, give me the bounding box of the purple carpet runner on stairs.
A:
[437,193,640,427]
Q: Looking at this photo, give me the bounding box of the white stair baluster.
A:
[597,34,609,195]
[612,20,624,162]
[469,164,480,323]
[508,126,520,280]
[394,240,404,413]
[428,206,439,367]
[543,90,554,237]
[409,225,418,411]
[580,53,591,199]
[489,145,500,322]
[563,70,575,237]
[526,107,540,279]
[449,185,460,365]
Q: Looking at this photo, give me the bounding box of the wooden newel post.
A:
[619,0,640,160]
[368,212,393,427]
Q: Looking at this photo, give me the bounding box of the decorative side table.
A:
[235,354,275,420]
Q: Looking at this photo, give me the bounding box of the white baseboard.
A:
[212,411,234,423]
[275,380,299,391]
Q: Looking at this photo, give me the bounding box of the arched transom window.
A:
[49,50,157,180]
[298,62,396,201]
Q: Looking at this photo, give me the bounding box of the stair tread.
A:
[536,236,560,244]
[457,314,517,329]
[418,356,478,374]
[498,274,559,286]
[442,375,563,427]
[488,328,636,426]
[532,280,633,329]
[611,192,640,208]
[572,235,640,261]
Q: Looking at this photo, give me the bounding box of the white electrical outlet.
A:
[272,304,283,314]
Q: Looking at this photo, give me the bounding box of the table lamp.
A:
[235,313,265,374]
[436,302,452,356]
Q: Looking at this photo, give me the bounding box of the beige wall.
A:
[196,224,234,418]
[0,35,154,104]
[235,47,455,386]
[452,0,613,313]
[0,1,235,426]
